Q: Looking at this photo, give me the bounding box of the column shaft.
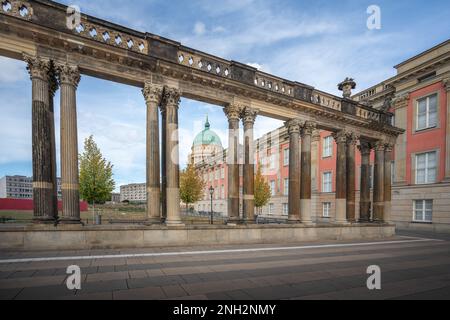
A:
[334,131,347,223]
[143,83,163,223]
[224,105,241,223]
[359,142,372,222]
[49,70,59,220]
[346,133,358,222]
[25,55,56,223]
[242,107,258,223]
[57,64,81,224]
[161,107,167,221]
[300,122,315,224]
[373,141,385,222]
[285,119,302,223]
[384,144,393,223]
[162,87,183,225]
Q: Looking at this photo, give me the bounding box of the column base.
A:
[288,218,302,224]
[58,218,82,225]
[165,218,185,227]
[145,217,163,225]
[33,217,57,224]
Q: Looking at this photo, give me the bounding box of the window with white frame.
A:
[282,203,289,216]
[283,148,289,166]
[391,161,395,184]
[322,172,332,193]
[284,178,289,196]
[215,169,219,180]
[221,185,225,199]
[323,202,331,218]
[270,154,276,170]
[270,180,276,196]
[413,200,433,222]
[323,136,333,158]
[415,151,437,184]
[221,167,225,179]
[416,94,438,131]
[269,203,275,215]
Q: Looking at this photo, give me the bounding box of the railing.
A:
[311,91,342,111]
[177,49,232,79]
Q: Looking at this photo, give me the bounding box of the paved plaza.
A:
[0,231,449,300]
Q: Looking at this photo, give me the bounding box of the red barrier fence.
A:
[0,198,88,212]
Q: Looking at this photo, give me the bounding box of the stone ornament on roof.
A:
[338,77,357,99]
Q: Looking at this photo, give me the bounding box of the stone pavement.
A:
[0,234,450,300]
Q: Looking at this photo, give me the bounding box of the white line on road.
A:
[0,238,443,264]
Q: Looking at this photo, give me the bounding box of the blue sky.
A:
[0,0,449,191]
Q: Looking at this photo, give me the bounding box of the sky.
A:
[0,0,449,191]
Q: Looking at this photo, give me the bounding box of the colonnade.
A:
[25,55,393,226]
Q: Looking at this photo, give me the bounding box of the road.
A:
[1,231,450,300]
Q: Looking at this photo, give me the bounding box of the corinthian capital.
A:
[284,119,304,135]
[358,141,372,156]
[443,78,450,92]
[301,121,317,136]
[374,140,386,152]
[241,107,258,125]
[224,104,241,122]
[142,82,163,105]
[23,54,51,81]
[332,130,347,144]
[162,86,181,108]
[345,132,360,146]
[56,63,80,88]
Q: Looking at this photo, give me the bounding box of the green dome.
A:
[193,117,223,148]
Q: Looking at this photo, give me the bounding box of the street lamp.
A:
[209,186,214,225]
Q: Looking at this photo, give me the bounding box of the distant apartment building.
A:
[120,183,146,203]
[0,175,62,199]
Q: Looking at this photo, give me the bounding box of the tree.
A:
[254,163,271,215]
[180,162,206,211]
[79,135,115,215]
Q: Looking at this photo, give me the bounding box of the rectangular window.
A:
[323,202,331,217]
[270,180,276,196]
[221,167,225,179]
[322,172,332,193]
[413,200,433,222]
[391,161,395,184]
[416,94,438,131]
[415,152,437,184]
[269,203,275,215]
[284,178,289,196]
[283,149,289,166]
[282,203,289,216]
[323,136,333,158]
[270,154,276,170]
[221,185,225,199]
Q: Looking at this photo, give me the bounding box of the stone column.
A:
[143,82,163,224]
[224,104,241,224]
[358,141,372,222]
[57,63,81,224]
[24,55,56,223]
[161,105,167,221]
[241,107,258,223]
[48,68,59,220]
[285,119,302,223]
[444,79,450,181]
[346,132,358,222]
[162,87,183,226]
[311,130,320,192]
[373,141,385,222]
[300,121,316,224]
[333,131,347,224]
[384,143,394,223]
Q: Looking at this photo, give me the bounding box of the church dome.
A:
[192,117,223,148]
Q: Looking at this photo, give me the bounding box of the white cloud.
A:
[0,58,27,83]
[193,22,206,36]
